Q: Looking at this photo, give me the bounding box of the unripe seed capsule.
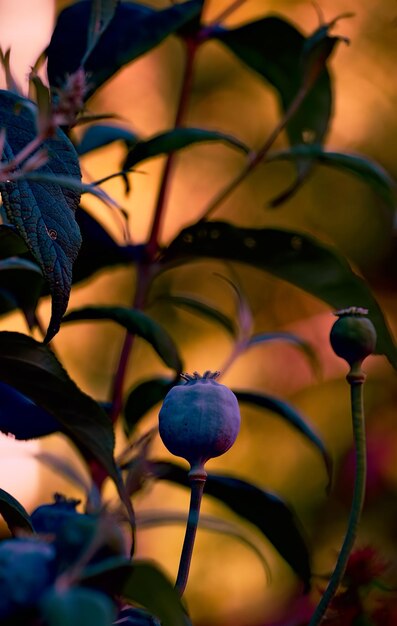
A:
[330,307,377,367]
[159,371,241,472]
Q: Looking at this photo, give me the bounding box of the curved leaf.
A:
[0,90,82,342]
[0,381,60,439]
[267,145,397,211]
[62,306,183,373]
[247,331,320,375]
[40,586,116,626]
[120,561,189,626]
[0,224,28,259]
[47,0,204,100]
[124,378,174,436]
[123,128,249,171]
[234,390,332,486]
[0,331,117,481]
[77,124,139,156]
[162,221,397,368]
[0,257,44,321]
[0,487,33,534]
[84,0,119,64]
[151,460,311,590]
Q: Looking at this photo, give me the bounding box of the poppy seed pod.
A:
[330,307,377,366]
[159,371,241,472]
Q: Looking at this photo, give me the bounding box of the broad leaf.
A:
[123,128,249,171]
[40,586,116,626]
[267,145,397,211]
[0,331,117,481]
[0,381,60,439]
[47,0,204,100]
[162,221,397,368]
[234,390,332,485]
[121,561,189,626]
[0,224,28,259]
[84,0,119,64]
[0,90,82,342]
[0,257,44,321]
[151,460,311,590]
[62,306,183,373]
[0,487,33,534]
[77,124,139,156]
[124,377,174,436]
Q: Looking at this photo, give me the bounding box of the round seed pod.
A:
[330,307,377,366]
[159,371,241,472]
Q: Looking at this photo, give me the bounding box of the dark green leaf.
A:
[267,145,397,210]
[40,586,116,626]
[162,221,397,368]
[77,124,139,156]
[47,0,204,100]
[123,127,249,170]
[0,487,34,534]
[81,556,133,593]
[0,331,117,481]
[154,293,236,337]
[0,257,44,321]
[124,377,174,436]
[247,331,320,375]
[121,561,189,626]
[151,460,311,590]
[234,390,332,486]
[62,306,183,373]
[0,225,28,259]
[0,381,60,439]
[0,90,82,342]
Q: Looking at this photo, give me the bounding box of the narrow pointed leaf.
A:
[151,460,311,590]
[234,390,332,485]
[47,0,204,100]
[0,331,117,481]
[120,561,189,626]
[154,293,236,337]
[267,145,397,210]
[247,331,320,375]
[0,257,44,319]
[162,221,397,368]
[0,90,82,342]
[0,381,60,439]
[124,378,174,436]
[123,128,249,170]
[77,124,139,156]
[0,487,34,534]
[62,306,183,373]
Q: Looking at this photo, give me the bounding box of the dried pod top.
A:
[159,371,241,473]
[330,307,377,367]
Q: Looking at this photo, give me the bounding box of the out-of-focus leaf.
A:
[0,381,60,439]
[0,224,28,259]
[0,257,44,321]
[124,378,174,436]
[247,331,320,375]
[0,487,34,534]
[73,208,141,284]
[123,128,249,170]
[40,586,116,626]
[154,293,236,338]
[162,221,397,368]
[234,390,332,486]
[80,556,133,593]
[151,460,311,590]
[213,17,333,173]
[47,0,204,100]
[77,124,139,156]
[0,331,117,481]
[267,145,397,211]
[120,561,189,626]
[0,90,81,342]
[84,0,119,64]
[62,306,183,373]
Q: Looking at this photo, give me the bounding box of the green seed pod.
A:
[159,371,241,472]
[330,307,377,366]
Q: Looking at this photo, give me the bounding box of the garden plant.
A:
[0,0,396,625]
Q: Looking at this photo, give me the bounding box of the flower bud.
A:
[330,307,377,366]
[159,371,240,472]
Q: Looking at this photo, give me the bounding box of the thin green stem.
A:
[175,468,207,596]
[309,366,367,626]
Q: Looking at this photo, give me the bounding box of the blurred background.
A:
[1,0,397,624]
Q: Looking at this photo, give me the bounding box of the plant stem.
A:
[175,467,207,596]
[200,86,308,221]
[309,365,367,626]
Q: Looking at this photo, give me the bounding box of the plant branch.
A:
[309,366,367,625]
